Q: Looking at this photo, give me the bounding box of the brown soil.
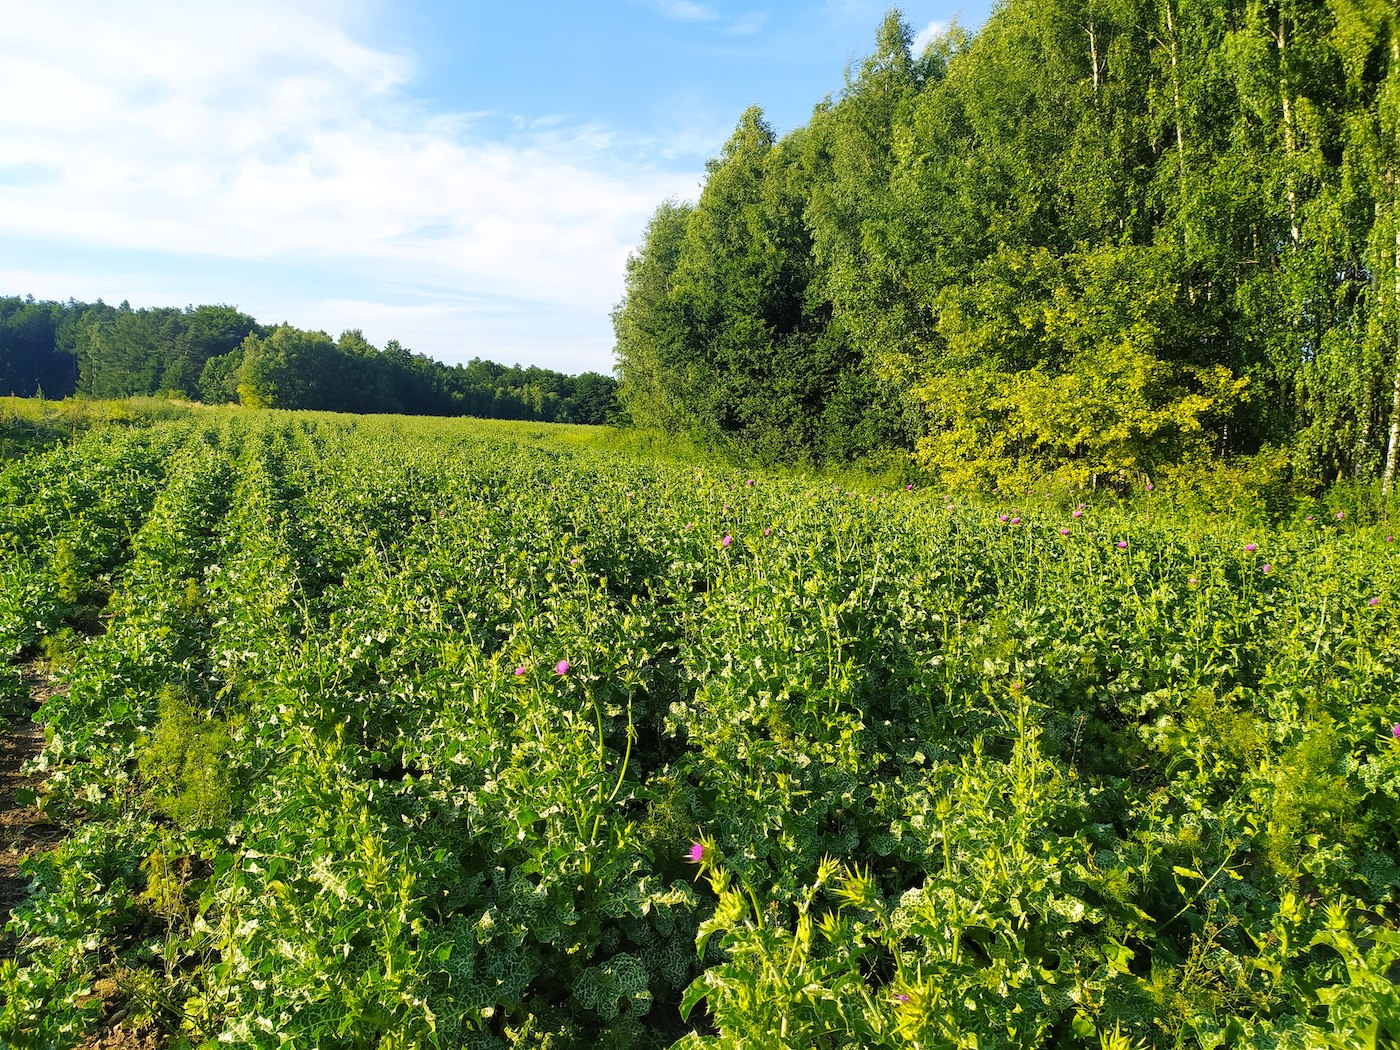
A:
[0,666,64,929]
[77,981,168,1050]
[4,667,171,1049]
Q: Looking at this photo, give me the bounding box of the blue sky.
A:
[1,1,993,374]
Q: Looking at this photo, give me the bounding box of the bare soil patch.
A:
[0,666,64,929]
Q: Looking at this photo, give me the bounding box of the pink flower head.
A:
[1337,511,1346,520]
[1305,515,1314,522]
[1392,723,1400,739]
[1117,540,1129,549]
[763,527,771,536]
[1244,543,1257,553]
[1060,527,1071,536]
[1072,508,1084,519]
[514,665,527,677]
[555,659,570,676]
[1388,536,1395,544]
[894,993,911,1003]
[1262,563,1272,574]
[723,504,730,512]
[721,534,733,547]
[687,842,706,864]
[999,514,1009,523]
[746,479,755,486]
[1145,482,1154,491]
[1188,577,1198,586]
[1370,597,1381,607]
[1010,516,1021,525]
[906,484,915,491]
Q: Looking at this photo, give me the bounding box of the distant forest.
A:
[614,1,1400,491]
[0,296,620,425]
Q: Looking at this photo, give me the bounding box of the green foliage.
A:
[2,410,1400,1047]
[1,299,619,425]
[614,0,1400,489]
[136,686,239,830]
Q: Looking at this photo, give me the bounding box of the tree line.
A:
[0,296,619,425]
[613,0,1400,491]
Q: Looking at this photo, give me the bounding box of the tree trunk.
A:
[1087,20,1101,94]
[1275,15,1301,247]
[1165,0,1186,182]
[1383,178,1400,495]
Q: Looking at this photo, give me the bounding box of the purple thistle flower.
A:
[1392,723,1400,739]
[687,842,706,864]
[1188,577,1198,586]
[555,659,570,676]
[1244,543,1257,553]
[1388,536,1395,544]
[1262,563,1272,573]
[722,534,733,547]
[746,479,755,486]
[1337,510,1346,520]
[514,665,527,677]
[763,527,771,536]
[1010,516,1021,525]
[1072,508,1084,518]
[999,514,1009,523]
[1145,482,1154,491]
[1060,527,1071,536]
[1370,597,1381,607]
[895,993,911,1003]
[1117,540,1128,549]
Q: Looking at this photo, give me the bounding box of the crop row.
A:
[2,412,1399,1048]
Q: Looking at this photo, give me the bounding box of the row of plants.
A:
[1,411,1399,1047]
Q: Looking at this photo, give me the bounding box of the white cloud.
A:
[726,12,771,36]
[913,20,952,53]
[0,0,698,372]
[654,0,717,22]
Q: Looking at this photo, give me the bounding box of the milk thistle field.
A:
[2,410,1400,1048]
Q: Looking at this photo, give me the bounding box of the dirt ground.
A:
[1,669,166,1049]
[0,667,63,931]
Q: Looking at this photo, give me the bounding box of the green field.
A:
[3,409,1400,1048]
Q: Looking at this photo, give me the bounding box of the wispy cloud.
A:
[726,12,771,36]
[0,1,698,370]
[913,20,952,53]
[654,0,717,22]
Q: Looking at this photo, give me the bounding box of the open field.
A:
[2,409,1400,1048]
